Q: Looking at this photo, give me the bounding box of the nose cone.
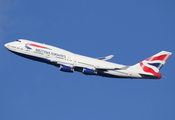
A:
[4,43,8,48]
[4,43,10,49]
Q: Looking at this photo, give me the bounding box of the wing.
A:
[49,58,127,71]
[96,55,114,61]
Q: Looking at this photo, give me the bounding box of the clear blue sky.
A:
[1,0,175,120]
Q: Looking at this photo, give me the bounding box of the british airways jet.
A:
[4,39,172,79]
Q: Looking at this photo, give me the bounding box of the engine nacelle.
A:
[82,68,96,75]
[60,65,74,72]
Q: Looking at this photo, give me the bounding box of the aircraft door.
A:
[25,48,30,53]
[73,55,77,65]
[45,53,50,59]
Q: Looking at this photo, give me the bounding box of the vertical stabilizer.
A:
[132,51,172,79]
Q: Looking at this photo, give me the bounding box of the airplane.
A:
[4,39,172,79]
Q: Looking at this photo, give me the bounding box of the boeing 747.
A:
[4,39,172,79]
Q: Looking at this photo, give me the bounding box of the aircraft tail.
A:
[132,51,172,79]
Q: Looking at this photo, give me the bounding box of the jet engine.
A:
[82,68,97,75]
[60,65,74,72]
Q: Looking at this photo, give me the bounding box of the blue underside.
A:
[97,71,126,78]
[9,50,129,78]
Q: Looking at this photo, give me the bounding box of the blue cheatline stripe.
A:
[148,63,161,68]
[9,50,50,63]
[25,45,32,49]
[97,71,126,78]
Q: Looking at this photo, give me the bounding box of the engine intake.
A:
[60,65,74,72]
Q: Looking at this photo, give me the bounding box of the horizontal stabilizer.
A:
[96,66,129,71]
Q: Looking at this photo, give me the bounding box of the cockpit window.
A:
[16,40,21,42]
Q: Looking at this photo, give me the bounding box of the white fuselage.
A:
[5,39,165,79]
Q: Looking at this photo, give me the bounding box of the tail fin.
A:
[133,51,172,79]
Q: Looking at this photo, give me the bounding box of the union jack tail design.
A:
[133,51,172,79]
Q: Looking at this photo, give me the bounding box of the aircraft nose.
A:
[4,43,10,49]
[4,43,7,48]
